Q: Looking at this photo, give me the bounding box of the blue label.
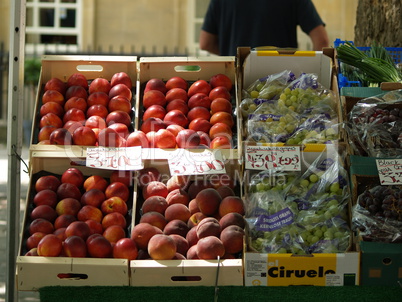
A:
[255,207,294,232]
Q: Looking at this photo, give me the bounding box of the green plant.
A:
[24,58,41,86]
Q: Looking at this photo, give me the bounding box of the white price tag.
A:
[376,158,402,185]
[245,145,301,171]
[168,149,226,176]
[86,146,143,170]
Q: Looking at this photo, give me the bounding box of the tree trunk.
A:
[354,0,402,47]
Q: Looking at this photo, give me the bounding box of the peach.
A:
[106,110,132,127]
[56,183,82,201]
[163,219,189,237]
[216,186,235,199]
[110,170,132,187]
[196,236,225,260]
[196,217,221,239]
[126,130,150,148]
[65,85,88,100]
[33,189,58,207]
[219,212,246,230]
[175,129,200,148]
[30,205,57,222]
[83,175,109,192]
[109,83,133,100]
[166,175,190,192]
[81,189,106,208]
[85,115,107,130]
[89,77,111,95]
[77,205,103,223]
[131,222,163,250]
[64,97,87,112]
[188,80,211,97]
[210,98,232,114]
[209,73,232,91]
[187,93,212,109]
[165,124,185,137]
[98,127,124,147]
[187,106,211,122]
[147,234,176,260]
[187,181,213,200]
[113,238,138,260]
[25,248,39,257]
[137,167,161,187]
[37,234,63,257]
[101,196,128,216]
[44,78,67,95]
[195,188,222,216]
[103,225,126,244]
[143,90,166,109]
[187,212,207,228]
[139,211,167,231]
[154,128,177,149]
[38,125,57,142]
[39,112,63,129]
[166,76,188,91]
[85,219,104,235]
[166,188,190,206]
[29,218,54,235]
[42,89,65,106]
[141,196,168,215]
[142,181,168,199]
[111,72,133,89]
[186,227,199,247]
[169,234,189,256]
[164,203,191,222]
[210,136,232,149]
[210,111,234,128]
[166,99,189,115]
[26,232,46,250]
[72,126,97,146]
[65,221,91,240]
[209,86,231,101]
[144,78,167,94]
[54,214,76,230]
[188,198,200,214]
[86,234,113,258]
[49,128,73,145]
[140,117,166,134]
[108,95,132,114]
[55,197,82,217]
[143,104,166,120]
[166,88,188,103]
[219,196,245,217]
[62,108,86,125]
[101,212,127,229]
[63,235,87,258]
[86,104,109,119]
[209,122,232,139]
[40,101,64,118]
[67,73,88,89]
[188,118,212,133]
[163,109,189,128]
[105,182,130,202]
[219,225,244,254]
[87,91,109,107]
[186,244,199,259]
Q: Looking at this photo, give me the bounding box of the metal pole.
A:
[6,1,26,301]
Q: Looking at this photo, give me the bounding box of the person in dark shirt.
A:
[200,0,329,56]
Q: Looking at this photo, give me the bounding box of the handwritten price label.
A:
[376,158,402,185]
[168,149,226,176]
[86,146,143,170]
[245,145,301,171]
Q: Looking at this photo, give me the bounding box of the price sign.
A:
[245,145,301,171]
[376,158,402,185]
[86,146,143,170]
[168,149,226,176]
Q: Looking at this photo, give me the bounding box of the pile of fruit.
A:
[37,71,135,147]
[245,150,351,254]
[240,71,339,144]
[24,168,137,259]
[130,74,236,149]
[132,167,246,260]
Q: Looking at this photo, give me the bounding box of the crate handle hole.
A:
[76,64,104,72]
[383,257,392,265]
[57,273,88,280]
[171,276,202,282]
[173,65,201,73]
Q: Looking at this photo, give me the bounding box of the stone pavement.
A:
[0,144,40,301]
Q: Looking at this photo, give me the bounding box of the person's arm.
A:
[308,24,329,51]
[199,30,220,55]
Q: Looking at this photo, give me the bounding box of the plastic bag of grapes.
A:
[245,190,307,254]
[247,169,300,195]
[352,184,402,243]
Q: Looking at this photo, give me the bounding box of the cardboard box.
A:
[31,55,138,147]
[136,56,241,160]
[16,153,133,290]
